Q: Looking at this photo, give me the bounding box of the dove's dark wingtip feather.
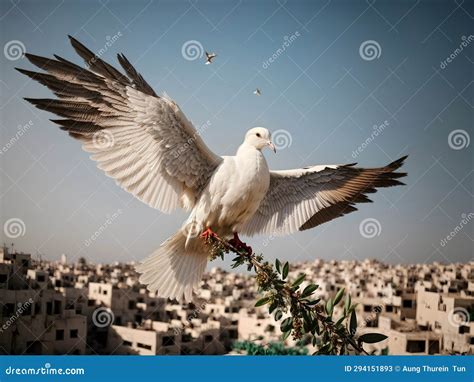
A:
[23,97,38,104]
[15,67,32,76]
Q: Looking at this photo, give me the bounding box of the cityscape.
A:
[0,244,472,356]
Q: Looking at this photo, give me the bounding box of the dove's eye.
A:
[256,133,261,138]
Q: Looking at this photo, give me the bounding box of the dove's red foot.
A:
[200,227,217,241]
[229,232,252,255]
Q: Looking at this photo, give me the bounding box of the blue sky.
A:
[0,0,472,267]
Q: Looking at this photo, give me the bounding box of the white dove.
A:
[19,36,407,302]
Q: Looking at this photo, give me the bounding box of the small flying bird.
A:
[18,36,407,303]
[205,51,216,65]
[253,88,261,96]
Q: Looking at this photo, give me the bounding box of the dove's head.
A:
[244,127,276,153]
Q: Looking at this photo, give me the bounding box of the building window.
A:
[428,340,439,355]
[70,329,78,339]
[25,341,42,354]
[53,300,62,315]
[406,340,425,353]
[2,303,14,316]
[162,336,174,346]
[402,300,413,308]
[21,304,31,316]
[137,342,152,350]
[56,330,64,341]
[0,274,7,283]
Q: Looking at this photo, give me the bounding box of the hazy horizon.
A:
[1,0,472,269]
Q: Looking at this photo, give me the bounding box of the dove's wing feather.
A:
[19,36,221,213]
[242,156,407,236]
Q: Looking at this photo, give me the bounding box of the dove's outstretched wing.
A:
[18,36,221,213]
[242,156,407,236]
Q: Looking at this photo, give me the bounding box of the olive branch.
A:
[205,234,387,355]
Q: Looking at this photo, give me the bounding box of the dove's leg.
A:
[229,232,252,255]
[200,227,217,241]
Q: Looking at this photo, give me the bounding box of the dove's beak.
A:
[268,141,276,153]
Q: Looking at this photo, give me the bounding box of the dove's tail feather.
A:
[136,232,208,303]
